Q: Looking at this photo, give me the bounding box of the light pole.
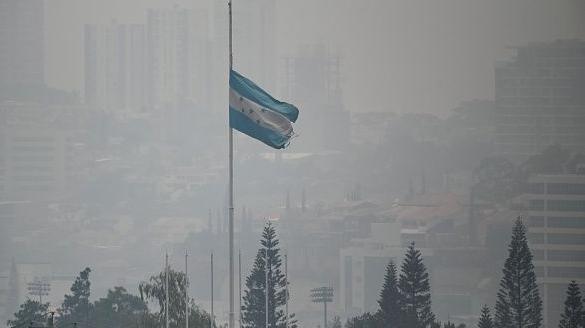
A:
[311,287,333,328]
[27,278,50,303]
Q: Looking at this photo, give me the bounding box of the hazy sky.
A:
[45,0,585,114]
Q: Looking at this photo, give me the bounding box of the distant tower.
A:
[5,258,19,319]
[301,187,307,213]
[0,0,45,90]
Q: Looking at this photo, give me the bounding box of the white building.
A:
[522,174,585,328]
[339,220,406,315]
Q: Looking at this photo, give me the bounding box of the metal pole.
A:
[285,253,288,328]
[228,0,235,326]
[211,252,214,328]
[166,252,169,328]
[186,250,189,328]
[265,247,269,328]
[324,301,327,328]
[239,249,242,328]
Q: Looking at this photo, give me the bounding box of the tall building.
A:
[84,21,147,114]
[147,7,192,108]
[0,102,82,202]
[494,40,585,161]
[0,0,44,91]
[522,174,585,327]
[284,45,350,151]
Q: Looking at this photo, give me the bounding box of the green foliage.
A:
[241,222,296,328]
[494,218,542,328]
[7,299,49,328]
[345,313,380,328]
[477,305,493,328]
[329,316,343,328]
[378,260,401,327]
[139,267,213,328]
[473,157,518,204]
[58,267,93,327]
[93,286,148,328]
[558,281,584,328]
[399,242,435,328]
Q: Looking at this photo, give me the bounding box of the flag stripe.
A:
[229,107,291,149]
[230,70,299,122]
[229,88,293,137]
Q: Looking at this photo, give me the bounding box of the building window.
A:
[529,199,545,210]
[548,217,585,228]
[528,216,545,227]
[548,234,585,245]
[528,233,545,244]
[548,250,585,262]
[548,267,585,278]
[547,200,585,212]
[547,183,585,195]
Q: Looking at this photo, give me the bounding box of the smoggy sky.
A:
[45,0,585,114]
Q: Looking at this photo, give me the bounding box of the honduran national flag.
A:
[229,70,299,149]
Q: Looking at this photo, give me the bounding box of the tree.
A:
[329,316,343,328]
[558,281,584,328]
[494,218,542,328]
[7,299,49,328]
[241,222,296,328]
[93,286,148,328]
[477,305,494,328]
[345,313,379,328]
[139,267,213,328]
[58,267,93,327]
[378,260,401,327]
[473,156,518,204]
[444,322,456,328]
[398,242,435,328]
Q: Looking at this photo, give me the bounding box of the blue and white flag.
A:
[229,70,299,149]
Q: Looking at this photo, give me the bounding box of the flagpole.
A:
[185,249,189,328]
[165,252,169,328]
[228,0,235,327]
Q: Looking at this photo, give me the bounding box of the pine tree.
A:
[558,281,584,328]
[478,305,494,328]
[494,218,543,328]
[58,267,93,327]
[241,222,296,328]
[378,260,401,327]
[398,242,435,328]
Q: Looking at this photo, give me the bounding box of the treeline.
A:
[346,218,584,328]
[7,267,215,328]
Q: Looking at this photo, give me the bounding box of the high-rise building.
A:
[0,102,82,202]
[84,21,147,114]
[494,40,585,161]
[0,0,44,91]
[284,45,350,151]
[522,174,585,327]
[147,7,191,108]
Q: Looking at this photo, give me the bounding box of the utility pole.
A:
[311,287,334,328]
[285,253,289,328]
[186,249,189,328]
[166,252,169,328]
[239,249,242,328]
[265,246,269,328]
[211,252,214,328]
